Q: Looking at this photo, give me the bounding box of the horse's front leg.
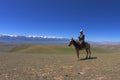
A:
[76,49,79,61]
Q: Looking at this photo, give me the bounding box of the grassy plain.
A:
[0,43,120,80]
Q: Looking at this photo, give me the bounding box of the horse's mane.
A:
[72,39,81,48]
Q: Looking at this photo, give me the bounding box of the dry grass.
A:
[0,43,120,80]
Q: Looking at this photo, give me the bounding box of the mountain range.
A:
[0,34,68,44]
[0,34,120,45]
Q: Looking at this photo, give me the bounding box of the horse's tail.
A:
[85,42,91,58]
[85,42,91,49]
[86,42,91,54]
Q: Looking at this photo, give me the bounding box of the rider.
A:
[78,29,85,47]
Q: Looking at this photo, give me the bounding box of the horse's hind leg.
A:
[76,50,79,61]
[89,49,91,58]
[85,49,88,59]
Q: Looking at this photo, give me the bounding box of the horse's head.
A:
[68,38,74,46]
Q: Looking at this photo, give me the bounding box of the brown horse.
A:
[68,38,91,60]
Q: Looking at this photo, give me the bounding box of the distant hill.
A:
[0,34,120,53]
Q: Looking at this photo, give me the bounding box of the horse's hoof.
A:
[88,56,91,59]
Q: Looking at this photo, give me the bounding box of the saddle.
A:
[78,41,86,49]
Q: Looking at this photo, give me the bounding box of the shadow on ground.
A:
[80,57,97,61]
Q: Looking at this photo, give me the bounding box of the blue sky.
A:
[0,0,120,41]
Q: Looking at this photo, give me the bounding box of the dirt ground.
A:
[0,52,120,80]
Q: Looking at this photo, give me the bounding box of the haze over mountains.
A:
[0,34,120,45]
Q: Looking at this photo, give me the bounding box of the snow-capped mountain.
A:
[0,34,120,45]
[0,34,68,44]
[0,34,64,39]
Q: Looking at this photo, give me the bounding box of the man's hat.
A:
[80,29,83,33]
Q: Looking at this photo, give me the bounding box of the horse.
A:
[68,38,91,60]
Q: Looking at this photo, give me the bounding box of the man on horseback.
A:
[78,29,86,48]
[68,29,91,60]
